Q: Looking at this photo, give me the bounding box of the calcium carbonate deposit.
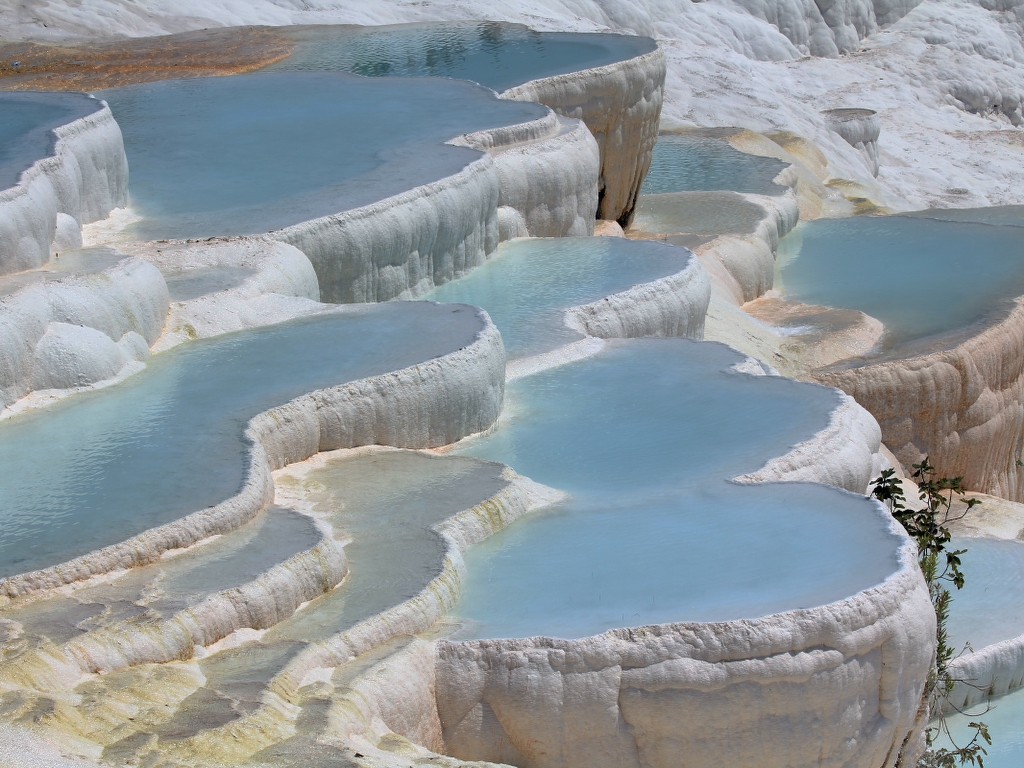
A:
[1,2,1024,766]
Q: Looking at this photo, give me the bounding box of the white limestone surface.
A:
[0,256,168,413]
[119,235,323,351]
[501,46,665,225]
[0,98,128,275]
[9,0,1024,211]
[453,113,599,241]
[0,308,505,599]
[272,111,598,304]
[563,247,712,342]
[823,108,881,177]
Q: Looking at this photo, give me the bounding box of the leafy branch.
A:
[870,459,991,767]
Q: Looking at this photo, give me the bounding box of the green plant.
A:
[870,459,991,767]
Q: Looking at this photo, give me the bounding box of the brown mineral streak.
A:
[0,26,295,91]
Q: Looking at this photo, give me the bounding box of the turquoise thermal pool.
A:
[0,302,482,578]
[0,247,123,297]
[937,686,1024,767]
[132,450,511,737]
[946,537,1024,653]
[0,91,101,189]
[630,190,767,236]
[641,133,788,196]
[778,210,1024,351]
[264,22,656,92]
[98,72,547,240]
[451,339,902,640]
[424,237,692,357]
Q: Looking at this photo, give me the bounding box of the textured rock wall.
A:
[434,543,932,768]
[565,248,711,341]
[0,102,128,275]
[0,310,505,598]
[815,300,1024,502]
[0,257,168,413]
[278,113,600,304]
[502,47,665,227]
[824,109,881,177]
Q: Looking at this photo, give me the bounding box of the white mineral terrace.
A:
[0,5,1023,767]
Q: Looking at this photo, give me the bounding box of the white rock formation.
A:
[274,111,599,304]
[815,299,1024,503]
[0,97,128,275]
[501,46,665,225]
[823,108,881,176]
[433,534,931,768]
[452,113,599,241]
[120,235,323,350]
[564,246,712,341]
[0,256,168,413]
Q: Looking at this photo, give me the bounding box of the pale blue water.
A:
[946,538,1024,653]
[630,191,766,236]
[0,91,100,188]
[936,686,1024,767]
[779,212,1024,350]
[162,266,256,301]
[0,302,481,578]
[264,22,656,93]
[452,339,902,639]
[641,134,788,196]
[424,237,691,357]
[98,72,546,240]
[0,247,124,297]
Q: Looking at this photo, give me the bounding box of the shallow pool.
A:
[98,72,546,241]
[0,91,101,189]
[778,211,1024,351]
[946,537,1024,653]
[263,22,656,93]
[641,134,788,196]
[451,339,901,640]
[423,237,691,358]
[0,302,481,578]
[936,685,1024,767]
[629,191,766,236]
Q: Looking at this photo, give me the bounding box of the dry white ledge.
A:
[0,100,128,275]
[0,256,168,414]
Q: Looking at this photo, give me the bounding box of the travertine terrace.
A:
[2,4,1023,767]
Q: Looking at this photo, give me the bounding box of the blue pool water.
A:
[451,339,902,639]
[937,686,1024,767]
[264,22,656,93]
[778,211,1024,351]
[98,72,546,240]
[641,134,788,196]
[0,91,101,189]
[424,237,692,358]
[630,190,767,236]
[946,538,1024,653]
[0,302,481,578]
